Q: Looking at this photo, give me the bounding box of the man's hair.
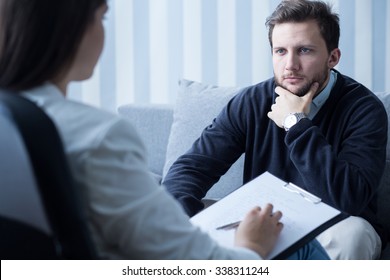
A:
[265,0,340,53]
[0,0,106,91]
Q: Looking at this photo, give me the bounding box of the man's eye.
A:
[275,49,285,55]
[300,48,310,53]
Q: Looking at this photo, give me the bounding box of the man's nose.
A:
[285,53,300,71]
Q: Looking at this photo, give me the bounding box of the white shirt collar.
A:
[21,82,65,106]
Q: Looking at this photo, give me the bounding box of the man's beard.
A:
[275,66,329,97]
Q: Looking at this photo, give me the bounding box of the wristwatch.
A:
[283,112,307,132]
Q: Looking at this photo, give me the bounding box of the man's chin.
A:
[283,85,307,97]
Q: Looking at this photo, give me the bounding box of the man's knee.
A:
[316,216,381,259]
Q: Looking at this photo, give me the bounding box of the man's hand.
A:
[234,204,283,259]
[267,83,319,128]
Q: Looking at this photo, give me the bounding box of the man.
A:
[163,0,388,259]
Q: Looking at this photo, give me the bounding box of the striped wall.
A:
[69,0,390,112]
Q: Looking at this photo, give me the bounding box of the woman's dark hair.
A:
[265,0,340,53]
[0,0,106,91]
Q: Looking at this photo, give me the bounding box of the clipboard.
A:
[190,171,348,259]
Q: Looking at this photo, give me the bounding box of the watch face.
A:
[284,114,297,128]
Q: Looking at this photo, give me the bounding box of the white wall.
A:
[69,0,390,112]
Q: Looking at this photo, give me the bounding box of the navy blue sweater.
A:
[163,71,388,244]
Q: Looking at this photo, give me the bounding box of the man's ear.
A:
[328,48,341,68]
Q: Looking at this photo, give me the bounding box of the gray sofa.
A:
[118,79,390,259]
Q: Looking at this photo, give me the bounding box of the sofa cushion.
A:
[162,79,244,199]
[118,104,173,175]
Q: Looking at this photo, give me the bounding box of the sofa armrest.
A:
[118,104,173,176]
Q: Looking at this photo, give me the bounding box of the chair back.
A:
[0,91,96,259]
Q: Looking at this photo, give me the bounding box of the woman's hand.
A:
[234,203,283,259]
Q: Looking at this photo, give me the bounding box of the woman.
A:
[0,0,328,259]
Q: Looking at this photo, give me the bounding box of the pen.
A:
[216,220,241,230]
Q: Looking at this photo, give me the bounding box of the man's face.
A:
[272,20,338,97]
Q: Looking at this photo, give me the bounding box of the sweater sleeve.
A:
[284,89,388,215]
